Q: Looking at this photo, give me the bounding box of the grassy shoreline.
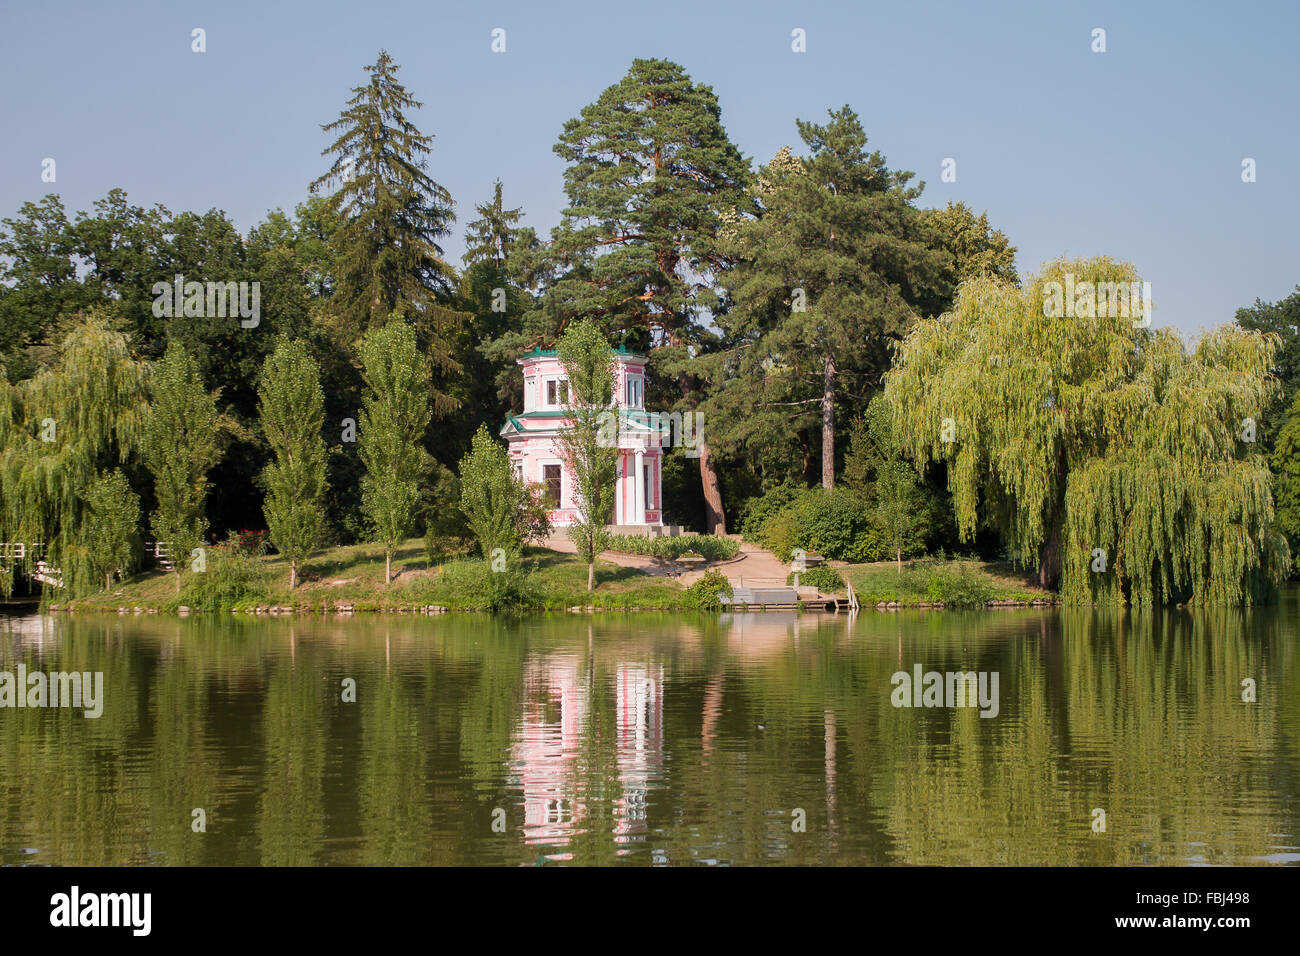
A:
[38,539,1059,615]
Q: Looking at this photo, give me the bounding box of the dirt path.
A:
[541,533,792,588]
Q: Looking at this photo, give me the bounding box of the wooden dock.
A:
[721,583,848,612]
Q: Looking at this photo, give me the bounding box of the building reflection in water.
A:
[512,655,589,857]
[613,663,663,849]
[510,652,667,857]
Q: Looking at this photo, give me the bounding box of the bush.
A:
[750,488,885,563]
[921,562,996,608]
[681,568,733,611]
[230,529,269,557]
[847,560,1003,608]
[604,533,739,562]
[180,541,271,610]
[786,565,845,591]
[434,559,542,612]
[739,481,804,540]
[788,490,883,562]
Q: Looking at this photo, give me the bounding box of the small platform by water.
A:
[721,586,844,612]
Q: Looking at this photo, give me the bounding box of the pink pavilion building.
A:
[500,346,675,533]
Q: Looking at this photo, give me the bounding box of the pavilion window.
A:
[544,464,562,508]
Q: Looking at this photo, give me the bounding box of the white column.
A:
[615,452,624,527]
[634,447,646,526]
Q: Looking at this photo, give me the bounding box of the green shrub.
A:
[754,489,884,563]
[604,533,739,562]
[180,543,272,610]
[739,480,804,540]
[921,563,996,608]
[758,509,800,563]
[789,491,882,562]
[681,568,733,611]
[434,559,542,612]
[786,565,845,591]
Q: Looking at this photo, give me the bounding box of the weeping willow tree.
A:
[884,256,1288,606]
[0,314,149,598]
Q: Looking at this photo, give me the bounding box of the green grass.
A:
[838,557,1051,608]
[59,540,688,614]
[54,541,1055,615]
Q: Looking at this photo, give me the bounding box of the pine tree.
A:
[718,108,948,490]
[556,320,618,590]
[358,320,431,584]
[258,338,328,589]
[142,341,223,591]
[544,58,755,533]
[311,51,461,416]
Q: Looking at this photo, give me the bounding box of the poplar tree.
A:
[311,50,461,416]
[885,256,1288,605]
[143,341,223,591]
[458,424,528,564]
[544,58,755,533]
[258,338,328,589]
[556,320,618,591]
[358,320,431,584]
[83,469,140,591]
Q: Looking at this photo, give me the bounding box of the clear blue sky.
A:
[2,0,1296,334]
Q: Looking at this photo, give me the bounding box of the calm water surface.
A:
[2,597,1298,866]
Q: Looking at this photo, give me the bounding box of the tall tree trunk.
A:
[1038,462,1067,590]
[105,572,112,592]
[822,352,837,490]
[1038,522,1062,589]
[384,550,392,586]
[587,560,594,591]
[290,562,298,590]
[896,547,902,574]
[698,438,726,535]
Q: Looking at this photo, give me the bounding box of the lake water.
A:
[2,597,1298,866]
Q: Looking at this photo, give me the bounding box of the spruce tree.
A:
[258,338,328,589]
[311,51,461,416]
[452,181,534,463]
[358,320,431,584]
[142,340,223,591]
[462,180,524,272]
